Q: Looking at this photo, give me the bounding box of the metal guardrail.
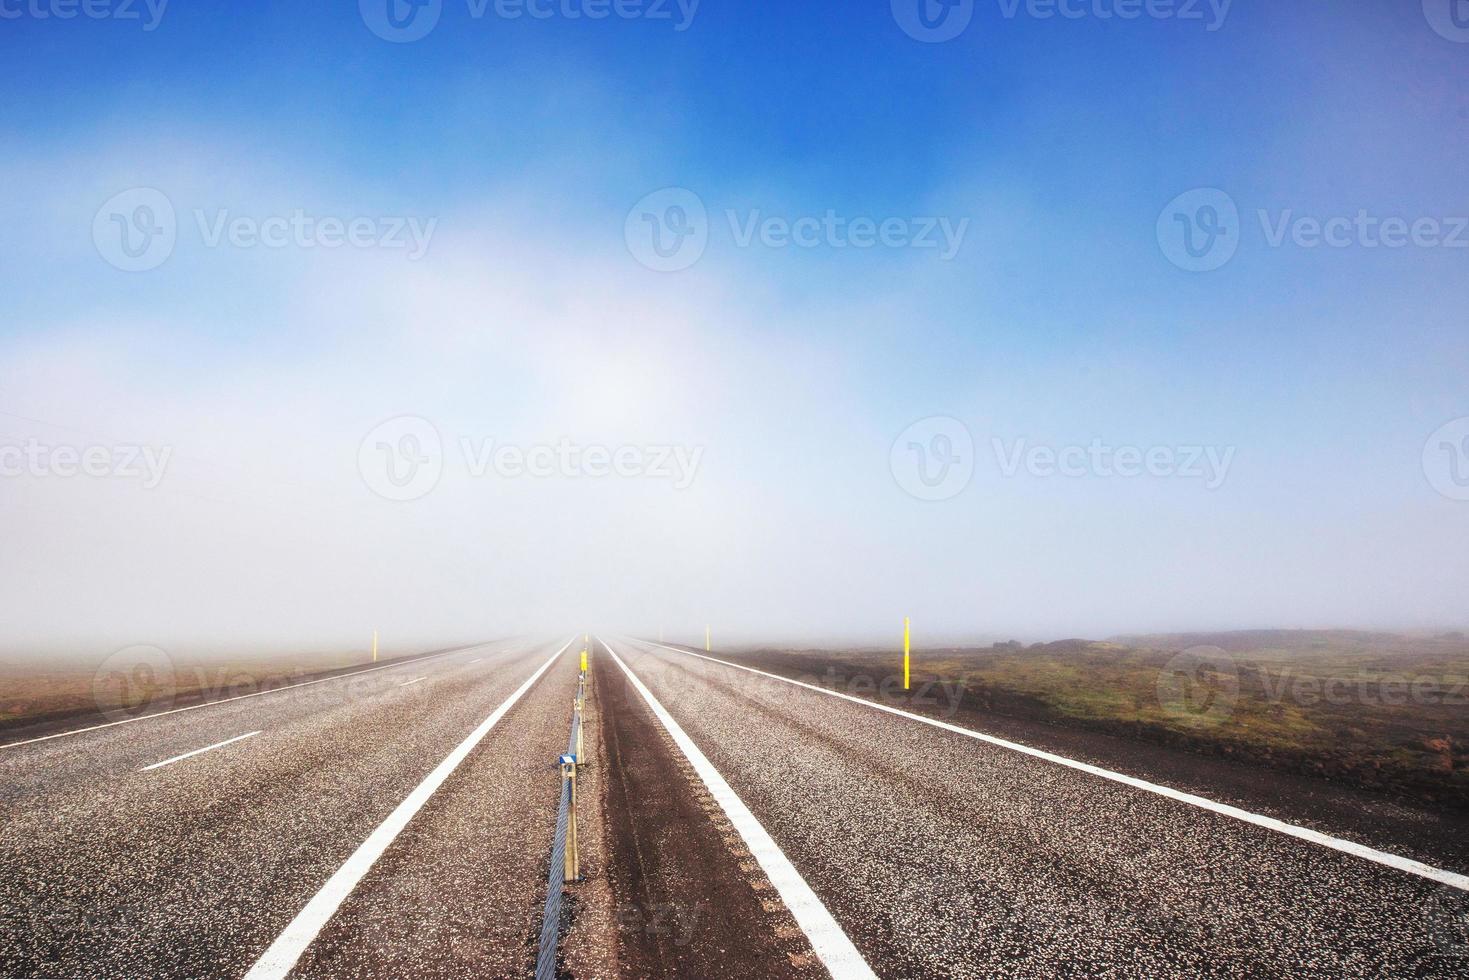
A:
[535,657,588,980]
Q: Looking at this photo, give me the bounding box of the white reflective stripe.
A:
[601,637,878,979]
[243,638,574,980]
[140,731,260,771]
[640,639,1469,894]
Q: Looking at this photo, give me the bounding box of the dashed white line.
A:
[140,731,260,772]
[637,639,1469,893]
[0,642,505,751]
[242,637,574,980]
[398,677,427,687]
[600,637,878,980]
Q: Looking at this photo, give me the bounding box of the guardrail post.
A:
[560,755,579,882]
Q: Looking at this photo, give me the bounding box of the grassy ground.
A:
[0,648,383,734]
[733,630,1469,810]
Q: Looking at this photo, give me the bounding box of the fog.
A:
[3,126,1467,663]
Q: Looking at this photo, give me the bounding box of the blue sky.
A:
[1,0,1467,649]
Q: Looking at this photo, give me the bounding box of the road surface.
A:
[1,633,1466,978]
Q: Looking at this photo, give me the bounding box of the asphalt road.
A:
[600,636,1469,979]
[3,632,1467,978]
[0,636,578,979]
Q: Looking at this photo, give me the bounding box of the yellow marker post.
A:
[903,617,911,691]
[372,630,379,664]
[705,625,710,652]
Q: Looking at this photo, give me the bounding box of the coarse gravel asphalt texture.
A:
[606,636,1469,979]
[0,637,573,979]
[7,631,1469,979]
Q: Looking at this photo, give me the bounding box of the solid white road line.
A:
[398,677,427,687]
[140,731,261,772]
[600,637,878,980]
[638,639,1469,894]
[0,642,506,751]
[242,638,574,980]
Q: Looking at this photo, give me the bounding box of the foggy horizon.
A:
[4,1,1467,660]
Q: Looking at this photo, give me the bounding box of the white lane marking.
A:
[0,643,506,751]
[140,731,261,772]
[398,677,427,687]
[601,637,877,980]
[468,658,483,665]
[243,638,574,980]
[638,639,1469,893]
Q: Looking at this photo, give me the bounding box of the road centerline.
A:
[600,636,878,980]
[636,638,1469,893]
[241,637,575,980]
[140,731,261,772]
